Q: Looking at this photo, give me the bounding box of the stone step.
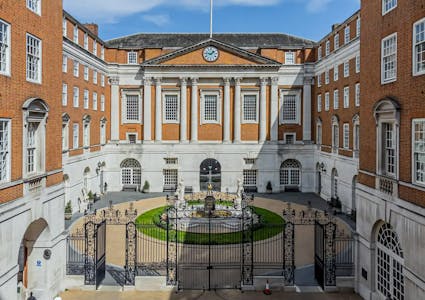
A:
[295,285,323,293]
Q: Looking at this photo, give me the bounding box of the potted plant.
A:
[87,190,94,203]
[64,201,72,220]
[266,181,273,194]
[142,180,150,193]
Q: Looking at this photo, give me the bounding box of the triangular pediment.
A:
[142,39,281,67]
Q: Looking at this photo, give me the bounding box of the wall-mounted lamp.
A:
[319,162,327,173]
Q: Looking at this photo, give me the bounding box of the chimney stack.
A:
[332,23,340,31]
[84,23,98,36]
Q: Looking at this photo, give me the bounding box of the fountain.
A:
[168,179,258,231]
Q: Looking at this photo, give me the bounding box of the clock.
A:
[203,46,219,62]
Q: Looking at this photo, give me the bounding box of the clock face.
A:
[203,46,219,62]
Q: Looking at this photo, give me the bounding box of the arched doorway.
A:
[375,223,404,299]
[200,159,221,191]
[18,219,50,298]
[120,158,141,191]
[280,159,301,192]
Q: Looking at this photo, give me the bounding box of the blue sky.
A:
[63,0,360,42]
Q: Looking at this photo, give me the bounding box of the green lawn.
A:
[135,206,285,245]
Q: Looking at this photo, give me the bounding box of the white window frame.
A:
[100,95,105,112]
[73,25,78,44]
[343,123,350,149]
[284,133,296,145]
[412,119,425,186]
[344,61,350,77]
[285,51,295,64]
[73,86,79,108]
[380,122,397,177]
[356,18,361,38]
[325,92,330,111]
[0,20,11,76]
[317,94,322,113]
[355,83,360,107]
[344,86,350,108]
[83,120,90,148]
[280,89,301,125]
[381,33,397,84]
[62,17,67,37]
[334,89,339,110]
[0,119,11,183]
[93,70,98,84]
[332,122,339,153]
[83,89,89,109]
[101,45,105,60]
[344,26,350,44]
[316,121,322,145]
[200,89,222,125]
[128,52,138,64]
[334,33,339,50]
[26,0,41,15]
[62,55,67,73]
[413,17,425,76]
[325,70,329,84]
[325,40,330,56]
[318,46,322,61]
[122,91,142,124]
[243,169,257,187]
[163,169,178,188]
[100,120,106,145]
[162,91,180,124]
[62,119,69,152]
[84,65,89,81]
[93,40,97,56]
[84,33,88,50]
[62,83,68,106]
[93,92,98,111]
[334,64,339,81]
[73,60,79,77]
[101,74,105,87]
[382,0,397,15]
[317,74,322,87]
[241,91,259,124]
[72,123,79,149]
[26,33,42,83]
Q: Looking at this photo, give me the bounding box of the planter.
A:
[266,189,273,194]
[142,188,150,193]
[64,213,72,220]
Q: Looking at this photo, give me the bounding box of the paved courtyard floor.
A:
[60,290,363,300]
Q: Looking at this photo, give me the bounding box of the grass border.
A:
[135,206,285,245]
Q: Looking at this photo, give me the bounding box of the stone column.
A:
[191,77,199,143]
[303,77,313,142]
[234,77,242,143]
[155,78,162,142]
[143,77,152,142]
[270,77,279,142]
[223,77,231,143]
[259,77,268,143]
[109,76,120,141]
[180,78,188,142]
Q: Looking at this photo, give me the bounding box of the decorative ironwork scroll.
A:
[324,221,337,286]
[125,222,137,285]
[84,221,96,285]
[241,206,254,286]
[166,206,178,286]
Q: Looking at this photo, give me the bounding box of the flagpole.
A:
[210,0,213,38]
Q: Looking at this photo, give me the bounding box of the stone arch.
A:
[120,158,142,191]
[200,158,221,191]
[280,159,302,191]
[18,219,51,293]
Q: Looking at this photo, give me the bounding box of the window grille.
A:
[204,94,218,122]
[0,120,10,182]
[0,21,10,74]
[126,95,140,121]
[26,34,41,82]
[414,19,425,74]
[243,169,257,186]
[163,169,178,186]
[243,95,257,122]
[280,160,301,186]
[382,34,397,82]
[282,94,297,122]
[164,94,179,122]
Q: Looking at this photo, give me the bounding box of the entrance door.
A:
[314,221,325,289]
[200,159,221,191]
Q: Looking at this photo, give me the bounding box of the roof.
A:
[106,33,315,49]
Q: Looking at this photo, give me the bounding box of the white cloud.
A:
[305,0,334,13]
[143,14,170,27]
[63,0,281,23]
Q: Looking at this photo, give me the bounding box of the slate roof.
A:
[106,33,315,49]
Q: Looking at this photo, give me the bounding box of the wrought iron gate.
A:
[166,206,254,290]
[314,220,336,289]
[84,220,106,288]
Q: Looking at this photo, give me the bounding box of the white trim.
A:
[122,90,142,124]
[72,123,79,149]
[0,19,11,76]
[343,123,350,149]
[381,32,397,84]
[382,0,397,15]
[413,17,425,76]
[0,119,11,184]
[200,89,222,125]
[162,91,180,124]
[26,0,41,15]
[26,33,42,84]
[411,119,425,187]
[279,89,301,125]
[241,91,259,124]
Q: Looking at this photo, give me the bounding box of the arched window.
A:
[22,98,49,176]
[331,168,338,199]
[376,223,404,300]
[200,158,221,191]
[120,159,141,189]
[280,159,301,190]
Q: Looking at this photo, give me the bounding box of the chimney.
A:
[332,23,340,31]
[84,23,99,36]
